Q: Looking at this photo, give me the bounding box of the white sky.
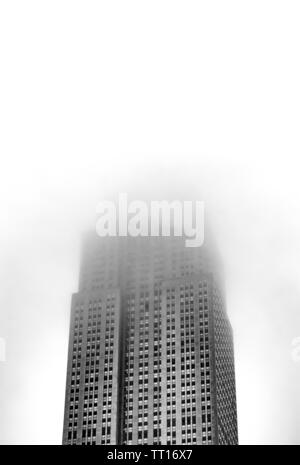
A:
[0,1,300,444]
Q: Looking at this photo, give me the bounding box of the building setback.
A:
[62,233,238,445]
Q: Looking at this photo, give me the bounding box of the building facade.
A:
[62,233,238,445]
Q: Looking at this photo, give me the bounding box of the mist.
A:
[1,1,300,444]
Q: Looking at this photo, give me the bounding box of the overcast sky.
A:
[1,1,300,444]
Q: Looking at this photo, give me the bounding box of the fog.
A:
[1,1,300,444]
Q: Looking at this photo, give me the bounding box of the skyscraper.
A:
[62,233,238,445]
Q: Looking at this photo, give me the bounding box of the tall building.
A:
[62,233,238,445]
